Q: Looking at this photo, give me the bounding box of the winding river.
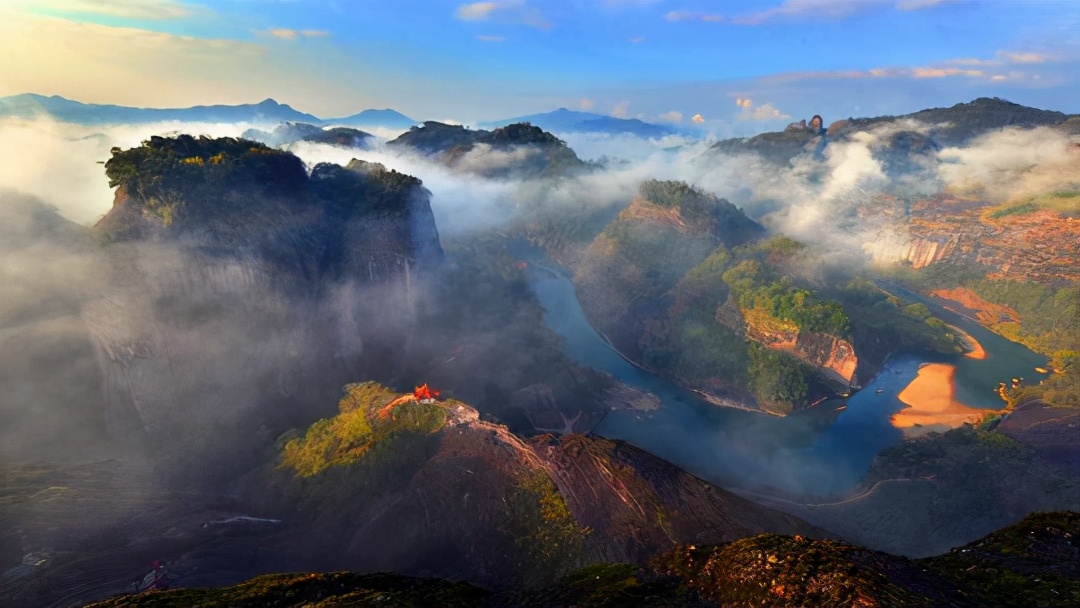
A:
[515,243,1049,499]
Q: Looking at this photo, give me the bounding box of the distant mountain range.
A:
[0,94,682,137]
[0,93,417,130]
[479,107,682,138]
[0,93,682,137]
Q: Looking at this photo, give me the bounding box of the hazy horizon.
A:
[2,0,1078,134]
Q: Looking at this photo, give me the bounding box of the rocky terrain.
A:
[87,511,1080,607]
[864,194,1080,283]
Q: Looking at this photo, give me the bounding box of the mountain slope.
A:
[388,121,588,178]
[0,94,417,129]
[87,511,1080,607]
[480,108,680,138]
[324,108,417,129]
[0,94,321,125]
[830,96,1073,146]
[249,382,821,588]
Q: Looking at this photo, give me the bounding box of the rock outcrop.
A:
[85,511,1080,608]
[794,331,858,386]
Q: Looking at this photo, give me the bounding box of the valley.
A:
[1,95,1078,607]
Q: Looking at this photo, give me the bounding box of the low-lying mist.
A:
[2,114,1076,480]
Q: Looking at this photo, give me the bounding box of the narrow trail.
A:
[732,478,928,510]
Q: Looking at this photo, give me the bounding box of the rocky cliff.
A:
[794,331,858,386]
[14,136,447,472]
[862,194,1080,283]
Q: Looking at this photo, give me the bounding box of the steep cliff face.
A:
[99,136,443,282]
[863,231,959,270]
[794,331,858,386]
[732,307,857,388]
[65,136,446,467]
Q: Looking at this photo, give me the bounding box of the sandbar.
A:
[950,325,986,360]
[892,363,998,432]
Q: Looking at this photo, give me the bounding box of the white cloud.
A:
[476,34,506,42]
[611,101,630,118]
[15,0,194,20]
[735,99,791,121]
[0,117,250,225]
[664,9,723,22]
[255,28,332,40]
[664,10,694,21]
[454,1,552,29]
[0,11,382,117]
[895,0,947,9]
[658,110,683,123]
[629,36,646,43]
[1001,51,1055,64]
[936,127,1080,205]
[456,2,500,20]
[691,114,705,124]
[911,67,983,78]
[579,98,595,111]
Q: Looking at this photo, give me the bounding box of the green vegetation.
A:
[104,135,308,226]
[636,236,858,409]
[961,278,1080,408]
[502,472,591,587]
[603,216,714,294]
[922,511,1080,608]
[839,277,965,357]
[747,343,807,413]
[988,202,1038,219]
[868,424,1026,486]
[1002,188,1080,217]
[637,179,763,242]
[722,258,850,336]
[968,278,1079,355]
[279,382,447,477]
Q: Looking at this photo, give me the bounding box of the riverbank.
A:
[892,363,999,436]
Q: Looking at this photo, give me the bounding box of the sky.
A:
[1,0,1078,133]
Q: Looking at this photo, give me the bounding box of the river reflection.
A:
[519,245,1049,499]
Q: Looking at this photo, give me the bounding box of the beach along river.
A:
[518,245,1049,499]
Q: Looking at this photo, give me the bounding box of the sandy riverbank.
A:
[892,363,998,435]
[951,325,986,360]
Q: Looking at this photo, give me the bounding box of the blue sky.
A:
[1,0,1077,134]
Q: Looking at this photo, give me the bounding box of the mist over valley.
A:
[2,1,1079,605]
